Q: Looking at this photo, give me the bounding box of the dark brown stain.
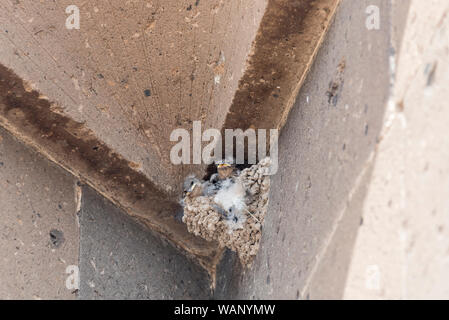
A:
[221,0,339,162]
[223,0,337,131]
[0,64,219,268]
[326,59,346,106]
[425,61,437,87]
[49,229,65,248]
[0,63,176,215]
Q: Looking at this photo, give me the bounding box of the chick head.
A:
[183,175,203,198]
[215,157,235,180]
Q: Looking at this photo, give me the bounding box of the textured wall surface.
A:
[0,127,211,299]
[344,0,449,299]
[0,0,267,188]
[0,0,340,270]
[0,128,79,299]
[215,0,392,299]
[1,0,448,300]
[79,186,211,300]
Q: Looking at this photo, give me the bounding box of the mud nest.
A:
[182,158,272,267]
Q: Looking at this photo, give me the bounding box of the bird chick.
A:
[197,157,237,198]
[213,178,246,211]
[224,205,247,233]
[202,180,220,197]
[213,178,248,230]
[215,157,237,180]
[181,157,272,267]
[183,174,220,199]
[182,175,203,198]
[178,175,202,222]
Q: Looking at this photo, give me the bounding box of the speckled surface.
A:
[0,127,211,299]
[0,127,79,299]
[345,0,449,299]
[78,186,211,300]
[214,0,392,299]
[0,0,339,270]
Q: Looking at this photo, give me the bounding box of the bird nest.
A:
[182,158,272,267]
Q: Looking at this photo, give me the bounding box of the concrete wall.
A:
[215,0,392,299]
[344,0,449,299]
[0,128,210,299]
[1,0,448,300]
[216,0,449,300]
[0,0,340,272]
[0,127,79,299]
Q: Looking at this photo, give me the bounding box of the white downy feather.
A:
[213,179,246,212]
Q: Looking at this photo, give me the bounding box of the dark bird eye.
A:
[190,181,194,186]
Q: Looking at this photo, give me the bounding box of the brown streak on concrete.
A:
[224,0,340,131]
[0,0,340,285]
[0,63,221,276]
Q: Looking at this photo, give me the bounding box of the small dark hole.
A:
[49,229,65,248]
